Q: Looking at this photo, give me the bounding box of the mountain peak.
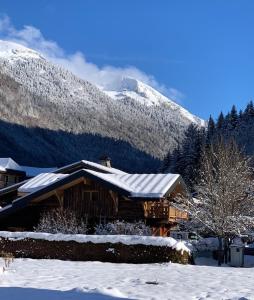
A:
[119,76,140,92]
[0,40,42,60]
[104,76,204,126]
[105,76,172,106]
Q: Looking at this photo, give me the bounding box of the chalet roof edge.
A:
[0,168,186,220]
[55,159,126,175]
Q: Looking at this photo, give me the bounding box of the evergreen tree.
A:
[162,101,254,191]
[161,151,172,172]
[228,105,238,129]
[244,101,254,117]
[169,145,181,173]
[216,112,225,135]
[206,115,216,143]
[171,124,204,189]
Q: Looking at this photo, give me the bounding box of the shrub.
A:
[0,251,14,272]
[34,209,88,234]
[95,220,152,236]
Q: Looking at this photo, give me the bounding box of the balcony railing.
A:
[144,201,188,221]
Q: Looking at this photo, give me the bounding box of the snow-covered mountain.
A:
[105,76,203,126]
[0,40,204,171]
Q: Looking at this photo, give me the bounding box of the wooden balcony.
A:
[144,201,188,222]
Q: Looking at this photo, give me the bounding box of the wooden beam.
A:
[109,190,118,213]
[55,190,64,209]
[29,178,85,205]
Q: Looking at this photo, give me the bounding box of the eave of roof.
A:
[0,169,131,219]
[0,180,29,196]
[0,169,186,220]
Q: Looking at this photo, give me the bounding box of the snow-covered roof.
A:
[84,170,181,198]
[56,159,127,175]
[16,168,182,199]
[20,166,57,177]
[0,158,23,172]
[18,173,68,193]
[0,158,56,177]
[0,157,57,177]
[81,160,126,175]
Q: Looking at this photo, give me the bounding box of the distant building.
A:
[0,158,56,188]
[0,159,188,236]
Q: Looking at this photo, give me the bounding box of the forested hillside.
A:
[162,101,254,187]
[0,40,204,171]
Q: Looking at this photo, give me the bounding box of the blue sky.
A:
[0,0,254,120]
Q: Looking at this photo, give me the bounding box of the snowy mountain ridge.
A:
[0,40,203,170]
[105,76,203,125]
[0,40,42,60]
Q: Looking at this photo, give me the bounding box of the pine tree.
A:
[169,145,181,174]
[206,115,216,143]
[217,112,225,131]
[244,101,254,117]
[174,124,204,188]
[161,151,172,172]
[228,105,238,129]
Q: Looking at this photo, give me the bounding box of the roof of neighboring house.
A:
[0,157,56,177]
[0,158,23,172]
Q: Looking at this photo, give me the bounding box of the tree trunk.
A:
[218,237,224,266]
[224,237,229,264]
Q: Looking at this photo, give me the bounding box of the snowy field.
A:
[0,258,254,300]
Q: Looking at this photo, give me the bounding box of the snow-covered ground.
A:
[0,258,254,300]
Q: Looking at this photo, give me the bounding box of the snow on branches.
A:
[177,138,254,239]
[95,220,152,236]
[35,209,88,234]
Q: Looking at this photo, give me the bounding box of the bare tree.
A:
[178,138,254,265]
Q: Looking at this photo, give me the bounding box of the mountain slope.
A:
[0,40,203,171]
[104,76,203,126]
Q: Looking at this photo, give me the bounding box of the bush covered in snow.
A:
[95,220,152,236]
[35,209,88,234]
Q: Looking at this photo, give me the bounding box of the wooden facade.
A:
[0,173,188,236]
[0,170,26,189]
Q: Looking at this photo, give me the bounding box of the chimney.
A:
[99,155,111,168]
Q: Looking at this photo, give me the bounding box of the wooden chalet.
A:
[0,159,188,236]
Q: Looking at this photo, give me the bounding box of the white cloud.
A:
[0,15,183,101]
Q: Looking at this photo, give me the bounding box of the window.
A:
[83,191,99,202]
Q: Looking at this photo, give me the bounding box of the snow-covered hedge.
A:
[0,231,190,255]
[0,231,192,264]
